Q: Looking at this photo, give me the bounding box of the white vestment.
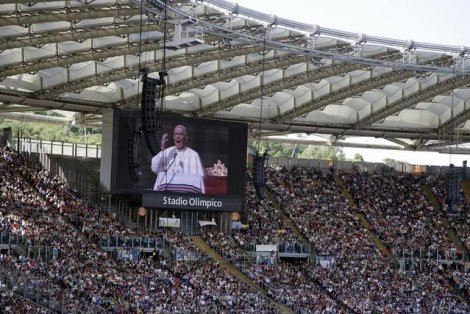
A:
[151,146,205,193]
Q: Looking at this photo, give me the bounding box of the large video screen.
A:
[110,110,247,211]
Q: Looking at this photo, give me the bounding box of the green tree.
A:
[383,157,408,164]
[249,141,304,158]
[249,139,346,160]
[0,119,102,145]
[298,145,345,160]
[353,153,364,161]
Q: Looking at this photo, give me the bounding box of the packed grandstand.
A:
[2,0,470,312]
[0,144,469,313]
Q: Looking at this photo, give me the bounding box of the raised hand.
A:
[160,132,169,150]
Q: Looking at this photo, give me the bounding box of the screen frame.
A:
[109,110,247,212]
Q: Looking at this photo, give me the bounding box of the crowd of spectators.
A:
[451,270,470,298]
[449,211,470,251]
[341,166,453,252]
[233,180,304,249]
[449,214,470,251]
[199,227,250,266]
[198,182,342,313]
[1,142,470,313]
[266,165,468,313]
[424,172,470,296]
[0,146,280,313]
[245,261,339,313]
[0,289,48,314]
[426,173,470,251]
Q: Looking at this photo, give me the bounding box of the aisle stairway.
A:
[422,186,465,251]
[190,236,293,314]
[333,174,397,265]
[461,180,470,204]
[265,188,315,261]
[47,154,102,203]
[264,188,359,314]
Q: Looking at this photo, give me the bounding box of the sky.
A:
[232,0,470,166]
[233,0,470,46]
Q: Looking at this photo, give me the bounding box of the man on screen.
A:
[151,125,205,193]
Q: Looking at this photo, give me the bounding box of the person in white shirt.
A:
[151,125,205,193]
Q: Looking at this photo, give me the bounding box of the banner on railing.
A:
[159,217,181,228]
[256,244,277,252]
[198,219,217,227]
[317,255,335,270]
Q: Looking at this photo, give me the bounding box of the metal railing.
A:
[99,235,164,252]
[392,247,469,271]
[15,138,101,159]
[0,231,21,248]
[0,231,60,263]
[243,241,311,257]
[0,270,65,313]
[99,235,204,261]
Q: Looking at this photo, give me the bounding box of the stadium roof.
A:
[1,0,470,153]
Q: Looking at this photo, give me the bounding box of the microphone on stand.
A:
[165,151,178,172]
[163,151,178,191]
